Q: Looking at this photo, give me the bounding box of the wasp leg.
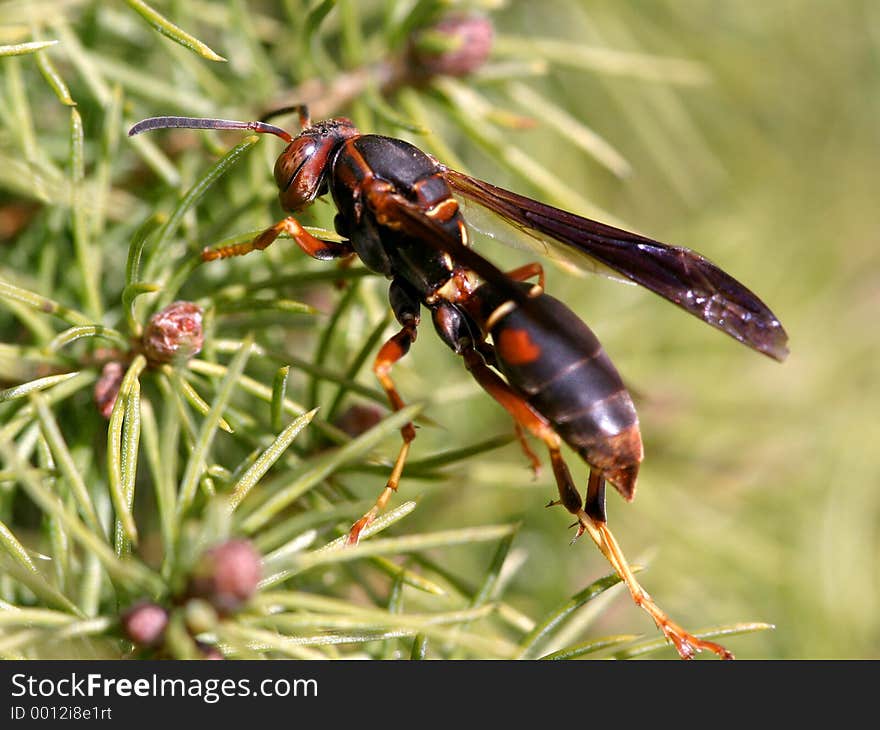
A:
[461,337,542,476]
[514,422,542,478]
[202,216,353,261]
[583,469,607,523]
[460,348,579,507]
[346,327,417,543]
[572,479,734,660]
[460,347,732,660]
[348,279,420,545]
[504,262,545,291]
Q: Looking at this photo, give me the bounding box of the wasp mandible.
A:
[129,109,788,659]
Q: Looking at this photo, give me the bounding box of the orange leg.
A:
[573,488,733,660]
[462,347,733,660]
[202,216,352,262]
[514,422,542,478]
[504,262,545,290]
[347,323,418,544]
[477,263,545,480]
[462,347,575,497]
[467,343,544,477]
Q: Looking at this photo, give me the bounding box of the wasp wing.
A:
[445,169,789,362]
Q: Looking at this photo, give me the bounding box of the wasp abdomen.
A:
[476,287,643,499]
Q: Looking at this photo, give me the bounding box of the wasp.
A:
[129,108,788,659]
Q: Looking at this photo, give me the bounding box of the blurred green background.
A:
[476,0,880,659]
[1,0,877,659]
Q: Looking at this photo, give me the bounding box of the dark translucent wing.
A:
[445,169,789,361]
[368,193,598,344]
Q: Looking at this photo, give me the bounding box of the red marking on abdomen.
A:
[497,328,542,365]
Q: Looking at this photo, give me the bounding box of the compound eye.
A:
[274,137,332,211]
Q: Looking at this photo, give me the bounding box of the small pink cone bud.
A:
[143,301,204,365]
[94,361,125,419]
[188,539,262,615]
[121,601,168,647]
[407,14,493,79]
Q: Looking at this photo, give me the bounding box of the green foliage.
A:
[0,0,874,659]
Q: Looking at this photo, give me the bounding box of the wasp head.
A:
[128,112,360,212]
[274,118,359,211]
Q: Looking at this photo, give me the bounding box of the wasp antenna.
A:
[127,116,294,143]
[297,105,311,129]
[260,104,311,130]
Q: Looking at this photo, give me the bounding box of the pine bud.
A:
[188,539,262,615]
[143,301,204,365]
[407,14,493,80]
[121,602,168,647]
